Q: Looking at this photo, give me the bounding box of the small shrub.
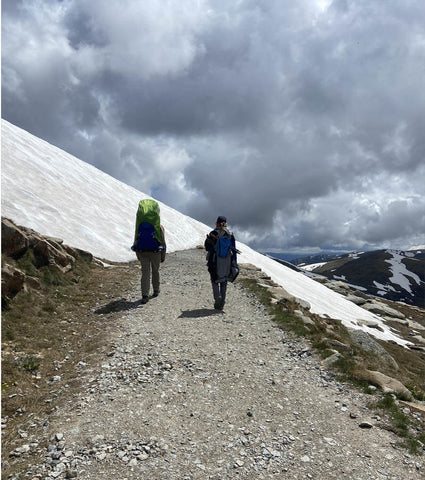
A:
[16,249,38,276]
[371,393,425,454]
[40,266,63,286]
[408,385,425,402]
[16,354,40,373]
[42,299,56,313]
[312,340,335,358]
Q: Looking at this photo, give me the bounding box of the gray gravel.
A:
[11,249,424,479]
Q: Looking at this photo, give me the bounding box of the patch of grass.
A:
[15,249,38,276]
[240,277,359,356]
[16,354,40,373]
[407,385,425,402]
[241,278,273,305]
[311,339,330,351]
[331,355,357,375]
[39,265,63,286]
[274,307,310,336]
[371,393,425,454]
[41,298,56,313]
[239,278,310,337]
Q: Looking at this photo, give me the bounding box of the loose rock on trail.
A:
[5,249,424,479]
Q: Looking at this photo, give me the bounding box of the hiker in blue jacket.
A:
[204,216,238,310]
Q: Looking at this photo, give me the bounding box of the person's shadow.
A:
[178,308,224,319]
[95,298,143,314]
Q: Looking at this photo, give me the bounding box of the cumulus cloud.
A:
[2,0,425,252]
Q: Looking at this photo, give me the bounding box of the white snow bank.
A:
[1,120,210,260]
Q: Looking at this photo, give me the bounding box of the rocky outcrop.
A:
[1,217,93,303]
[1,218,29,257]
[345,293,368,306]
[32,238,76,272]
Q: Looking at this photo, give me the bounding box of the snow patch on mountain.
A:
[373,281,396,296]
[385,250,421,294]
[300,262,327,271]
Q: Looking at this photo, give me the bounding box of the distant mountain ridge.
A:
[264,252,346,264]
[295,249,425,308]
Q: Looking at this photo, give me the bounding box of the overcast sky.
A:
[2,0,425,252]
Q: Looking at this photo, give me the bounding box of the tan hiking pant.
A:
[137,251,161,297]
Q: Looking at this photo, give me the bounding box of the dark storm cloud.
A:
[64,7,109,50]
[352,199,425,246]
[2,0,425,251]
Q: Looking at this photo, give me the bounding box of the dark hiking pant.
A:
[212,281,227,303]
[138,251,161,297]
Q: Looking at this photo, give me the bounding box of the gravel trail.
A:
[28,249,423,479]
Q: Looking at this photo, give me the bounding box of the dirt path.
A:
[10,249,424,479]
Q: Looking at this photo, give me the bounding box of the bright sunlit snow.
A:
[301,262,327,271]
[1,120,409,346]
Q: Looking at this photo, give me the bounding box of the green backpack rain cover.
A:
[135,199,162,244]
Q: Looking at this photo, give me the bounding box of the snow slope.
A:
[1,120,409,346]
[1,121,210,259]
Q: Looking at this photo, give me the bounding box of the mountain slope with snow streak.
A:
[301,249,424,308]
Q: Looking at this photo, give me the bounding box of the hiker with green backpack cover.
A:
[132,199,166,304]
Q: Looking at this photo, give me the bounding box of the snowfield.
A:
[1,119,410,346]
[300,262,327,271]
[385,250,421,294]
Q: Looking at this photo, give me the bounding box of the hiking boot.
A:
[214,297,222,310]
[152,291,160,298]
[141,296,149,304]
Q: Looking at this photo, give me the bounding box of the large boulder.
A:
[294,297,311,311]
[266,286,296,304]
[1,218,29,257]
[325,280,352,295]
[348,329,399,370]
[362,301,405,319]
[1,264,26,298]
[361,370,412,400]
[346,294,368,306]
